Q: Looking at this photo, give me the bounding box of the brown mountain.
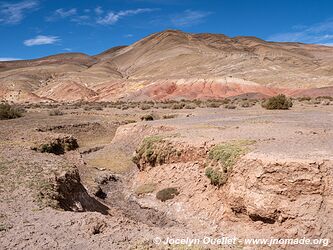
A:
[1,30,333,102]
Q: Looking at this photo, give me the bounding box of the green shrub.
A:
[0,103,24,120]
[132,135,164,167]
[205,140,254,187]
[205,167,227,186]
[262,94,293,110]
[156,187,179,202]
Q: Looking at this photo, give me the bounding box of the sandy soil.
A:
[0,102,332,249]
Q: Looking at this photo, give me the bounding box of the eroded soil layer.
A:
[0,104,332,249]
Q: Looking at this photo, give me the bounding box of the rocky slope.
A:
[1,30,333,102]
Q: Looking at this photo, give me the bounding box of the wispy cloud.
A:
[0,0,38,24]
[0,57,21,61]
[96,8,157,25]
[24,35,60,46]
[55,8,77,18]
[94,6,103,15]
[268,19,333,44]
[46,8,77,21]
[171,9,211,27]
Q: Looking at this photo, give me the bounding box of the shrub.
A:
[262,94,293,110]
[0,103,24,120]
[297,96,311,102]
[184,104,196,109]
[49,109,64,116]
[205,167,227,186]
[32,136,79,155]
[171,103,185,109]
[316,96,333,101]
[205,140,254,187]
[132,135,164,167]
[225,104,236,109]
[141,114,154,121]
[132,135,179,169]
[156,187,179,202]
[206,102,221,108]
[162,114,177,119]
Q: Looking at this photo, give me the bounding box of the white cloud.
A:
[46,8,77,21]
[97,8,156,25]
[0,57,21,61]
[24,35,60,46]
[268,19,333,44]
[0,0,38,24]
[54,8,77,18]
[171,9,211,27]
[124,34,134,38]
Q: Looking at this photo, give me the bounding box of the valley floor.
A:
[0,102,332,249]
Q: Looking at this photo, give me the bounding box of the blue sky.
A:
[0,0,333,60]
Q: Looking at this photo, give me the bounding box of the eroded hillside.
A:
[1,30,333,102]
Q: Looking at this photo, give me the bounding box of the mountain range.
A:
[1,29,333,102]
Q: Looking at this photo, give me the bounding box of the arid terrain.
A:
[1,30,333,103]
[0,98,332,249]
[1,29,333,249]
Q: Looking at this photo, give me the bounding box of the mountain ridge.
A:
[1,29,333,102]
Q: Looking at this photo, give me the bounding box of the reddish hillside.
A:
[1,30,333,102]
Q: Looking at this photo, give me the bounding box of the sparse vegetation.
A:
[49,109,64,116]
[316,96,333,101]
[140,113,160,121]
[184,103,196,109]
[141,114,154,121]
[297,96,312,102]
[206,102,221,108]
[162,114,178,119]
[132,135,165,168]
[0,103,25,120]
[262,94,293,110]
[32,136,79,155]
[205,140,254,186]
[205,167,227,186]
[171,103,185,109]
[156,187,179,202]
[225,104,237,109]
